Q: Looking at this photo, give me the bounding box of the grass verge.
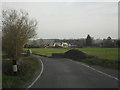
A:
[64,56,119,69]
[2,56,41,88]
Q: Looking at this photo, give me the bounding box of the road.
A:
[30,55,118,88]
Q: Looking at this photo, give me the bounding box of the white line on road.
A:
[69,59,119,81]
[27,57,44,89]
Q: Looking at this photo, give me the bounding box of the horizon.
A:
[31,36,118,40]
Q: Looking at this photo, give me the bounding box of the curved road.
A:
[30,55,118,88]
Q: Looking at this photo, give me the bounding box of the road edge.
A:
[27,56,44,89]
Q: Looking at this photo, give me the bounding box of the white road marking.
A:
[69,59,119,81]
[27,57,44,89]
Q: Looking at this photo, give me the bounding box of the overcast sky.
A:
[2,2,118,39]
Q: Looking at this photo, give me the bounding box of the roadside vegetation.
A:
[2,9,38,88]
[2,55,41,88]
[63,49,118,69]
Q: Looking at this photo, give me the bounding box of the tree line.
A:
[24,34,119,48]
[60,34,119,48]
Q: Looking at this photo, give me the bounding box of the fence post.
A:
[12,59,17,75]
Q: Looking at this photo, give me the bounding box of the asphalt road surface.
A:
[30,55,118,88]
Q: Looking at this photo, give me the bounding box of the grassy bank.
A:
[64,55,118,69]
[81,58,118,69]
[2,56,41,88]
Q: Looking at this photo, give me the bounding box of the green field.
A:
[25,48,118,60]
[78,48,118,60]
[25,48,70,56]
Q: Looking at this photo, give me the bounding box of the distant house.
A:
[61,42,70,48]
[53,42,70,48]
[53,42,62,47]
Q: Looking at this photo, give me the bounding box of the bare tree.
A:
[2,9,37,59]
